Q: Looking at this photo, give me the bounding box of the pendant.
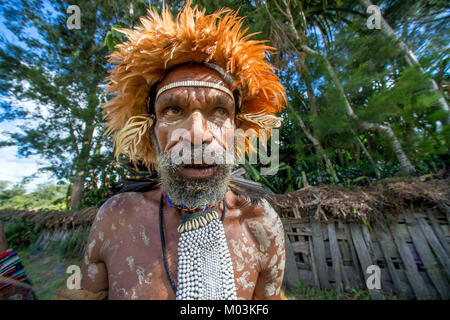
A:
[177,210,219,233]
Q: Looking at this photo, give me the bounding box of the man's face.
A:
[152,64,236,208]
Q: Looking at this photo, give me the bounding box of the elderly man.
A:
[2,3,286,300]
[78,3,287,300]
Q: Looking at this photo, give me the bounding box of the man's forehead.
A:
[156,64,232,92]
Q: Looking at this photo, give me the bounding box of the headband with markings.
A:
[155,80,235,104]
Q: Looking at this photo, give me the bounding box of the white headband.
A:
[155,80,235,104]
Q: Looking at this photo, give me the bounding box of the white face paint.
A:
[157,118,185,128]
[206,118,235,133]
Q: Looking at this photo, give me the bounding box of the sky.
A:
[0,115,58,192]
[0,4,58,192]
[0,116,54,188]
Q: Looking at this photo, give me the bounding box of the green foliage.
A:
[0,182,67,210]
[286,281,374,300]
[104,25,126,52]
[4,219,40,248]
[242,161,301,194]
[16,246,82,299]
[0,0,158,208]
[0,0,448,203]
[53,229,90,258]
[259,2,449,191]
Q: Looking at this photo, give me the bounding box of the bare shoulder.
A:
[87,192,149,251]
[241,198,285,261]
[95,192,145,221]
[243,199,283,234]
[91,189,162,240]
[84,191,157,263]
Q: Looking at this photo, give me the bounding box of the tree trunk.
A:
[70,171,85,209]
[351,129,381,178]
[269,0,415,175]
[70,91,97,209]
[301,171,309,188]
[360,0,450,125]
[267,2,340,182]
[360,122,416,175]
[290,55,340,179]
[300,44,416,175]
[294,111,340,182]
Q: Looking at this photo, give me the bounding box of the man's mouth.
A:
[180,164,218,178]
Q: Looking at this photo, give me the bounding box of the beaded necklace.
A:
[159,192,237,300]
[162,190,213,213]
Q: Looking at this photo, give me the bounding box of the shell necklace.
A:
[159,192,237,300]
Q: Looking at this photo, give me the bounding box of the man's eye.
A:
[214,107,229,117]
[165,106,181,116]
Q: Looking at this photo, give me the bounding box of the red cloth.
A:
[0,249,13,260]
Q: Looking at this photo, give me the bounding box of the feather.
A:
[229,168,275,207]
[113,115,154,164]
[102,0,286,168]
[111,164,274,208]
[236,111,283,129]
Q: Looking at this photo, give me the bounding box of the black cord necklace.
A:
[158,193,226,295]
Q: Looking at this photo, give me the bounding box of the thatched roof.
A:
[0,207,97,230]
[1,176,448,229]
[269,176,450,225]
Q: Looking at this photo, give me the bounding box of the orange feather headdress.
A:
[101,2,286,169]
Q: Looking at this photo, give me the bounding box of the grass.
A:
[285,281,400,300]
[5,223,89,299]
[16,244,83,300]
[17,248,402,300]
[10,232,410,300]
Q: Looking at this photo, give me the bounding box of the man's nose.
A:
[186,111,213,146]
